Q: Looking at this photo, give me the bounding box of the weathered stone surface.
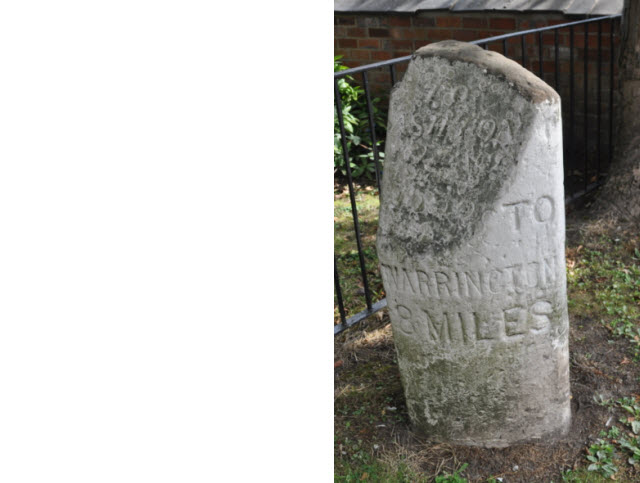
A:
[334,0,622,14]
[377,40,571,447]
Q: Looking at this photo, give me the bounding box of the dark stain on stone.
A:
[377,42,551,262]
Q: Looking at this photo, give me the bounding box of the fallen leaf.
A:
[334,360,344,368]
[622,358,631,365]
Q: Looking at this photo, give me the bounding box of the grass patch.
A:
[567,395,640,481]
[560,467,610,482]
[566,232,640,358]
[334,181,383,324]
[335,451,427,482]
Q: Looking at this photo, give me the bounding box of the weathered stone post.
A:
[377,40,571,447]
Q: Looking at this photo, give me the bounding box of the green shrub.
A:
[334,56,387,180]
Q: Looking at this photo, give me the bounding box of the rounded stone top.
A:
[414,40,559,104]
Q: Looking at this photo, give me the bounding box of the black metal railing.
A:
[334,14,621,335]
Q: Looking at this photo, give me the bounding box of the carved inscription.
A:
[380,252,560,300]
[503,195,556,231]
[390,299,553,346]
[378,56,535,259]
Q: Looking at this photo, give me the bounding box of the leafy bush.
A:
[334,56,387,180]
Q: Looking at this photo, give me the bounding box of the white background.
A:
[0,1,332,480]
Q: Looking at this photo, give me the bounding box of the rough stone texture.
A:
[377,40,571,447]
[334,0,623,14]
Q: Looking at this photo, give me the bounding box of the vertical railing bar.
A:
[334,79,373,310]
[584,22,589,191]
[570,25,575,197]
[390,64,397,87]
[521,34,526,67]
[483,42,488,50]
[597,20,602,179]
[334,256,347,325]
[554,29,559,90]
[503,38,507,55]
[609,18,614,172]
[362,71,383,197]
[538,31,543,78]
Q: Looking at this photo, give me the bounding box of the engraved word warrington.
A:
[381,252,559,301]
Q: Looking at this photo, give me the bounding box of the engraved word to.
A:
[502,195,555,231]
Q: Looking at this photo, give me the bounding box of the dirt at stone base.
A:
[335,311,640,482]
[456,312,640,482]
[335,211,640,482]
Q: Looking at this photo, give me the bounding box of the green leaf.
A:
[333,56,387,181]
[620,438,640,455]
[602,463,618,477]
[622,405,635,414]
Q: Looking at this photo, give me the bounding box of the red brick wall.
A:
[334,11,622,182]
[334,11,619,86]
